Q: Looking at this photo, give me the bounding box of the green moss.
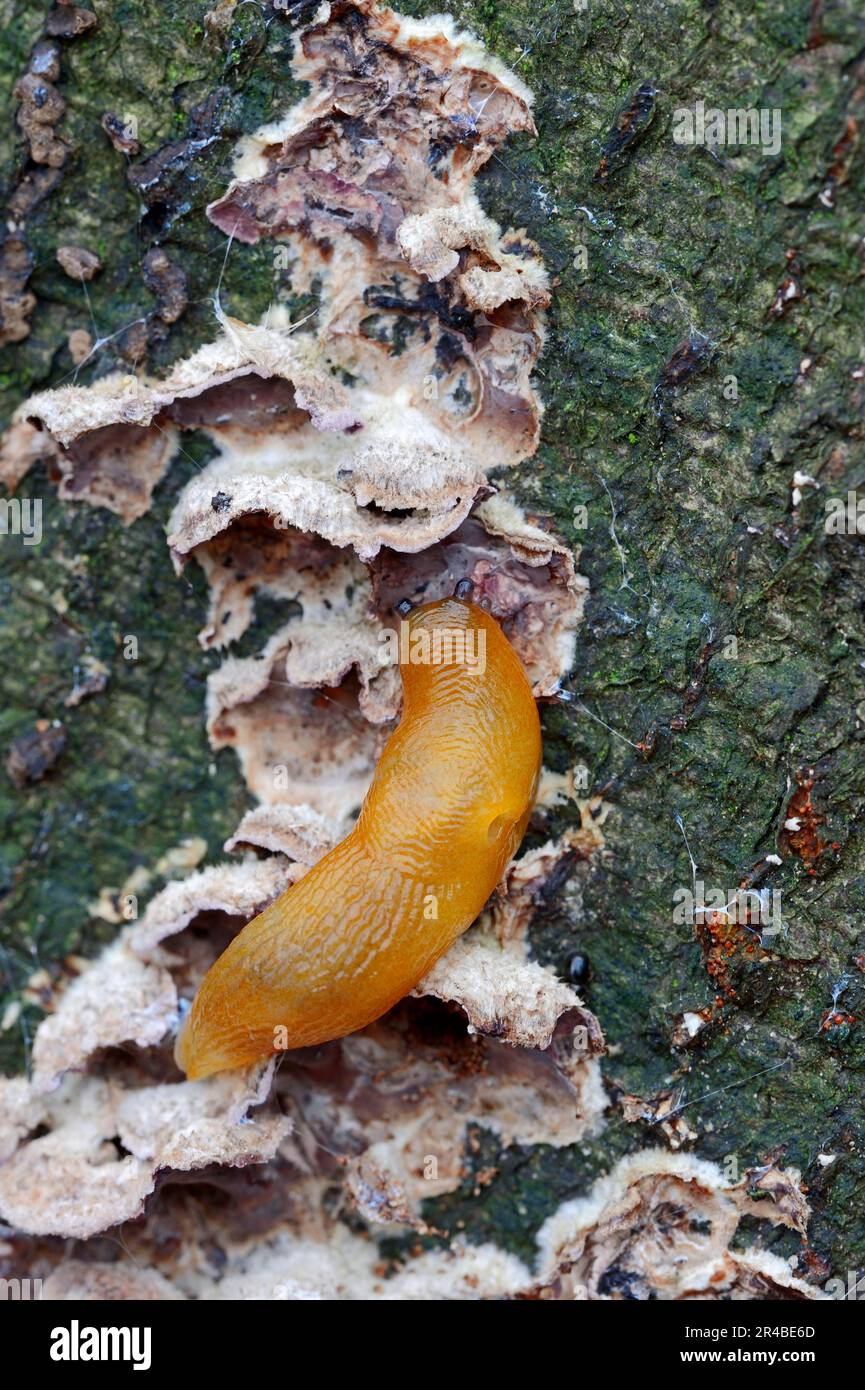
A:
[0,449,251,1074]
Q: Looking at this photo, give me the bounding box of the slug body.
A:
[176,596,541,1079]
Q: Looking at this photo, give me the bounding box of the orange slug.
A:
[175,585,541,1079]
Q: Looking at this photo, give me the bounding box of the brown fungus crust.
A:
[8,0,548,543]
[2,12,99,348]
[530,1152,824,1302]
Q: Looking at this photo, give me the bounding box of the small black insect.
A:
[568,952,591,986]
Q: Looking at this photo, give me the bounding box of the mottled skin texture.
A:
[176,596,541,1078]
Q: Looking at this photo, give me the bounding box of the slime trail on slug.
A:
[176,590,541,1078]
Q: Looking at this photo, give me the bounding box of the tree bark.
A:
[1,0,864,1284]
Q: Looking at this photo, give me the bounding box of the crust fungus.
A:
[532,1151,824,1301]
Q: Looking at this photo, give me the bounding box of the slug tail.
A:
[175,981,288,1079]
[174,1019,203,1079]
[174,1016,235,1081]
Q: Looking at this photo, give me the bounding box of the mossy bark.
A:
[1,0,864,1284]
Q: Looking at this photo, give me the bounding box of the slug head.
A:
[365,594,541,873]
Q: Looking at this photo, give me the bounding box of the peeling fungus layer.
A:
[0,819,604,1248]
[531,1151,824,1302]
[0,1067,287,1240]
[7,0,549,546]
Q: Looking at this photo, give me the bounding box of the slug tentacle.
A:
[175,596,541,1080]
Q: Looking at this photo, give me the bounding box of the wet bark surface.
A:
[1,0,864,1283]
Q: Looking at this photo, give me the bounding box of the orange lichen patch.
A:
[669,1004,714,1049]
[819,1008,856,1033]
[780,768,836,873]
[696,912,758,1004]
[685,872,789,1026]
